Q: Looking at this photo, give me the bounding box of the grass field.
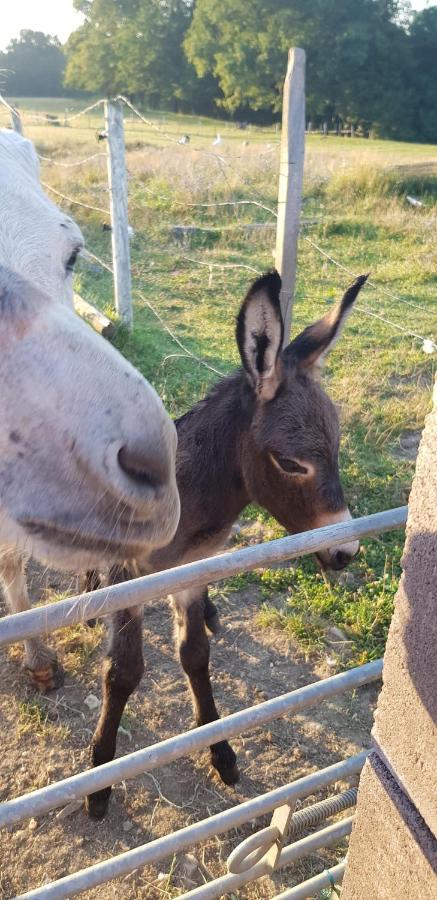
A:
[6,97,436,667]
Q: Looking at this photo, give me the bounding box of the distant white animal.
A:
[406,195,423,208]
[178,134,190,144]
[212,133,222,146]
[0,130,179,689]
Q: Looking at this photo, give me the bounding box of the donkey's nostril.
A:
[118,444,161,489]
[334,550,351,569]
[331,548,357,570]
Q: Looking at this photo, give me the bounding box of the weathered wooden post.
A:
[275,48,306,344]
[105,99,133,329]
[10,106,23,135]
[0,95,23,134]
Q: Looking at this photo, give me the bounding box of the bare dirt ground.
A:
[0,562,379,899]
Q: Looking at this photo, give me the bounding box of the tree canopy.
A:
[184,0,416,136]
[408,5,437,142]
[64,0,216,111]
[0,30,66,97]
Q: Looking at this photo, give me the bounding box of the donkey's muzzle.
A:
[329,545,359,570]
[317,541,360,571]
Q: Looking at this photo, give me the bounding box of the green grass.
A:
[16,99,436,665]
[17,700,70,741]
[257,549,401,665]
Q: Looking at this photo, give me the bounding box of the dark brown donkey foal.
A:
[86,270,368,819]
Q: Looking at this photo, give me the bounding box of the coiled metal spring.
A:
[290,787,358,836]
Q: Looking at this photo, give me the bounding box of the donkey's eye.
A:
[270,453,310,476]
[65,248,80,274]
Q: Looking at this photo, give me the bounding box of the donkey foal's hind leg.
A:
[0,550,64,691]
[86,602,144,819]
[174,588,239,785]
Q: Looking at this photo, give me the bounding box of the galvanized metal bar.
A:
[0,662,381,828]
[178,817,354,900]
[272,861,345,899]
[16,757,364,899]
[0,507,407,646]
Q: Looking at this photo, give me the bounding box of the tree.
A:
[62,0,436,140]
[408,6,437,142]
[0,30,66,97]
[185,0,416,134]
[65,0,215,111]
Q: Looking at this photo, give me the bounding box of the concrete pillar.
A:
[342,378,437,898]
[342,753,436,898]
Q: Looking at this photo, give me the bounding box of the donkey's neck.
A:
[150,371,254,569]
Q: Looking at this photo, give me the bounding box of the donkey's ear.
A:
[285,274,368,378]
[236,270,284,400]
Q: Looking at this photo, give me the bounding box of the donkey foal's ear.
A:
[285,274,368,378]
[236,270,284,400]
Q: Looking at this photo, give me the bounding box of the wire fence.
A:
[2,96,437,342]
[4,92,433,357]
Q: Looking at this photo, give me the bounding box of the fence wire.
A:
[10,92,434,354]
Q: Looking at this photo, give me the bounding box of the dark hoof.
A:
[205,612,221,635]
[211,741,240,786]
[26,660,65,693]
[85,789,111,820]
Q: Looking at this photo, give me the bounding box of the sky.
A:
[0,0,435,50]
[1,1,84,50]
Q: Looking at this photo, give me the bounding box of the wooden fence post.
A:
[105,99,133,329]
[275,48,306,344]
[10,106,23,135]
[0,95,23,134]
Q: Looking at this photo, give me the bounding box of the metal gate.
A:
[0,507,407,898]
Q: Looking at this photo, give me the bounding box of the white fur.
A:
[0,130,84,308]
[0,130,179,675]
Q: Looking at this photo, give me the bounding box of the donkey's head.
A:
[237,270,367,570]
[0,129,84,309]
[0,131,180,571]
[0,267,180,571]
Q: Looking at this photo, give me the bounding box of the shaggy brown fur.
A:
[86,270,368,819]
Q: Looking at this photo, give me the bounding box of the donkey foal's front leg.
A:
[86,604,144,819]
[0,550,63,691]
[173,588,239,785]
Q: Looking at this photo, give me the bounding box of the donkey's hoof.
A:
[26,660,65,693]
[211,741,239,786]
[205,612,221,635]
[85,789,111,820]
